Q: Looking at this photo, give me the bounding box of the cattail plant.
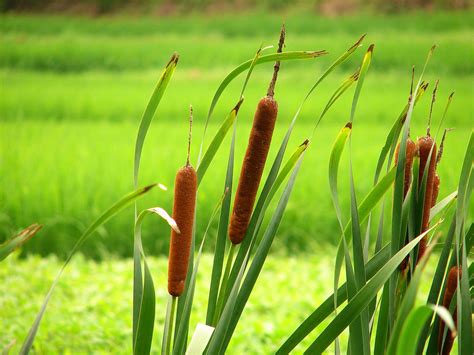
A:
[168,106,197,297]
[228,25,286,245]
[438,266,462,355]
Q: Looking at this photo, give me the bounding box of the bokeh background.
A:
[1,0,472,257]
[0,1,473,353]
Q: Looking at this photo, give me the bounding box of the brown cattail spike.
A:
[229,96,278,244]
[395,137,417,272]
[266,24,285,98]
[168,113,198,297]
[438,266,462,354]
[416,135,437,262]
[431,173,440,208]
[394,138,417,198]
[228,27,286,245]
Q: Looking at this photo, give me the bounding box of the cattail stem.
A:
[427,79,439,136]
[212,243,236,325]
[163,295,177,355]
[187,105,193,166]
[266,24,285,98]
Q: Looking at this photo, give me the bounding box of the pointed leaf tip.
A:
[147,207,180,233]
[168,53,179,66]
[234,97,244,112]
[142,184,157,193]
[349,34,366,52]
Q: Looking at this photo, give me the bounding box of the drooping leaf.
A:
[20,184,157,355]
[0,224,42,261]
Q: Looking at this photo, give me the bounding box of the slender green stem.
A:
[213,243,237,325]
[163,295,177,355]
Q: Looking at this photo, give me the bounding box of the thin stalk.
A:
[163,295,177,355]
[213,244,237,325]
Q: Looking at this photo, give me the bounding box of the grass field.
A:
[1,11,473,257]
[1,252,446,354]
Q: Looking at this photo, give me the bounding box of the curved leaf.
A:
[20,184,157,355]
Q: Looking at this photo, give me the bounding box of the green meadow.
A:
[1,11,473,258]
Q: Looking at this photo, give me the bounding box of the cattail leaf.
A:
[349,44,373,123]
[345,44,374,355]
[134,258,155,355]
[425,223,473,354]
[185,324,215,355]
[387,233,439,355]
[222,139,309,307]
[20,184,157,355]
[429,190,457,221]
[210,154,306,354]
[133,207,176,355]
[0,224,42,261]
[329,122,352,231]
[134,54,178,187]
[277,244,391,354]
[395,305,455,355]
[196,98,243,185]
[304,222,442,354]
[172,190,227,355]
[328,121,352,352]
[205,50,328,126]
[315,71,359,129]
[333,167,397,320]
[455,132,474,355]
[131,54,177,348]
[420,218,457,353]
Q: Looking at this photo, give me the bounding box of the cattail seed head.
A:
[229,96,278,244]
[167,165,197,297]
[394,138,417,198]
[443,266,461,309]
[416,135,437,262]
[432,173,440,208]
[438,266,462,354]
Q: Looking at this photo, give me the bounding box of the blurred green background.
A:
[1,2,473,259]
